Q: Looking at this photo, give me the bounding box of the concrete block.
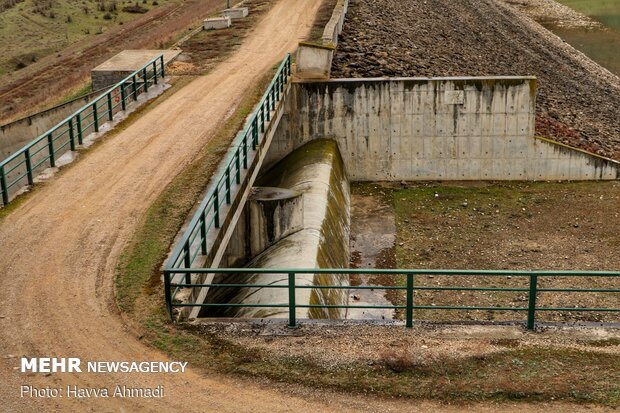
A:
[296,44,333,79]
[221,7,249,19]
[204,16,231,30]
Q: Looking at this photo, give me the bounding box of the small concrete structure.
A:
[221,7,248,20]
[247,187,304,258]
[203,16,231,30]
[296,0,349,79]
[296,43,335,80]
[91,49,181,91]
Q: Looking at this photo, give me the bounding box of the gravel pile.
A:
[331,0,620,159]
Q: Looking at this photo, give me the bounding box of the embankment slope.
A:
[331,0,620,160]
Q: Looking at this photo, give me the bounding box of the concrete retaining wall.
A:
[267,78,620,180]
[1,90,102,162]
[296,0,349,79]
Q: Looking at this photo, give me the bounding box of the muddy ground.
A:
[331,0,620,160]
[350,181,620,324]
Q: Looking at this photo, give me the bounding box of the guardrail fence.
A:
[0,55,165,206]
[161,54,617,330]
[163,55,291,281]
[163,268,619,329]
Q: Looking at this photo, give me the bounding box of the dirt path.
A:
[0,0,614,411]
[0,1,358,411]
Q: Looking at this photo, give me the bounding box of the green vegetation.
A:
[544,0,620,76]
[555,0,620,30]
[0,0,174,76]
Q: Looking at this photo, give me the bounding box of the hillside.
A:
[0,0,175,77]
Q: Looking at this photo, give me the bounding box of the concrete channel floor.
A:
[0,0,612,411]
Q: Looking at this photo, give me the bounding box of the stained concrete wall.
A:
[1,89,103,162]
[267,78,620,180]
[202,139,350,320]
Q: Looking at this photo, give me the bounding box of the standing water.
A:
[542,0,620,76]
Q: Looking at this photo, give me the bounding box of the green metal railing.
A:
[163,268,620,329]
[0,54,165,206]
[163,55,292,276]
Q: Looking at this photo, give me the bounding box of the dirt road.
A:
[0,0,360,411]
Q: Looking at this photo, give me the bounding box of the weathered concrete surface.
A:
[296,43,335,79]
[202,139,350,319]
[204,16,232,30]
[1,89,103,162]
[267,78,620,180]
[91,49,181,90]
[217,187,303,269]
[248,187,304,258]
[296,0,348,79]
[221,7,249,19]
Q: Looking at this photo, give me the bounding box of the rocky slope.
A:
[331,0,620,159]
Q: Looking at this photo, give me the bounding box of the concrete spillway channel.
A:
[184,74,620,322]
[201,139,350,319]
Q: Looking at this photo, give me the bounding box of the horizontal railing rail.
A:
[163,268,620,329]
[0,54,165,206]
[163,55,292,276]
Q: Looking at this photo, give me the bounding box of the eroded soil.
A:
[351,181,620,324]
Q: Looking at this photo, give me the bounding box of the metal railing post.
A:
[121,85,126,111]
[527,274,538,330]
[76,113,83,145]
[251,118,258,150]
[225,167,231,204]
[107,93,113,121]
[406,273,414,328]
[0,166,8,206]
[260,104,265,133]
[132,75,138,100]
[68,119,76,151]
[25,149,33,185]
[213,189,220,228]
[183,242,192,285]
[143,68,148,92]
[93,103,99,132]
[153,61,158,85]
[47,133,56,167]
[235,149,241,184]
[164,271,173,320]
[266,94,271,121]
[242,136,248,169]
[160,55,165,77]
[200,215,207,255]
[288,272,297,328]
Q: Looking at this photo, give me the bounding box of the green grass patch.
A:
[0,0,176,75]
